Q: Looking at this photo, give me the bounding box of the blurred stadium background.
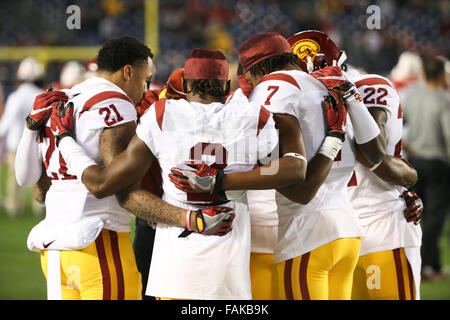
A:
[0,0,449,300]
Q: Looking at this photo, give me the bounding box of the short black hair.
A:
[97,36,153,73]
[185,79,230,102]
[421,55,446,81]
[248,52,301,77]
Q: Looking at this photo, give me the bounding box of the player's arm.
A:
[15,90,68,186]
[356,148,417,187]
[356,107,387,165]
[169,113,307,197]
[275,95,346,204]
[222,113,307,190]
[81,122,147,198]
[312,67,384,165]
[32,168,52,204]
[354,105,417,187]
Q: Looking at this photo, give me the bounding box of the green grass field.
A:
[0,207,449,300]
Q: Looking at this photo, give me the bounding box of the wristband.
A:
[342,87,359,101]
[55,132,73,147]
[369,160,382,171]
[318,136,343,160]
[283,152,307,164]
[186,210,193,231]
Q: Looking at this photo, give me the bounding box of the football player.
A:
[169,32,385,300]
[14,37,230,300]
[288,30,423,300]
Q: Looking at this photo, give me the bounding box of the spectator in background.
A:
[403,55,450,281]
[58,61,86,89]
[0,57,44,217]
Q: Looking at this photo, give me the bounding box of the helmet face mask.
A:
[287,30,346,73]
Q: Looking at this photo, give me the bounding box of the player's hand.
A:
[179,206,235,237]
[26,89,68,130]
[401,190,423,225]
[311,66,360,104]
[169,161,226,199]
[311,66,348,89]
[50,101,74,147]
[323,94,347,142]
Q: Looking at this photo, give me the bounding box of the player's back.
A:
[347,73,406,214]
[136,97,278,299]
[138,97,277,207]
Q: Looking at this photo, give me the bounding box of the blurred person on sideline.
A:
[0,57,44,217]
[403,55,450,281]
[56,61,87,90]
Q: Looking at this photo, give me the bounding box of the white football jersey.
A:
[251,70,363,264]
[28,77,137,252]
[136,97,278,299]
[346,73,422,255]
[227,87,279,253]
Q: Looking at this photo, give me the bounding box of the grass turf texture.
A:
[0,209,449,300]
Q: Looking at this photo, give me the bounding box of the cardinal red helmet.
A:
[287,30,347,73]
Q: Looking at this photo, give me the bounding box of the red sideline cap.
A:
[184,49,229,81]
[166,68,186,99]
[238,32,292,73]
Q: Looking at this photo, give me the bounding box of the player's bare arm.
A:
[355,107,387,166]
[82,129,152,199]
[100,120,136,166]
[32,168,51,204]
[222,113,307,190]
[354,106,417,187]
[355,149,418,187]
[116,185,184,227]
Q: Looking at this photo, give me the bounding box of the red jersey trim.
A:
[355,77,394,89]
[155,98,166,130]
[78,91,133,118]
[347,170,358,187]
[257,106,271,136]
[259,73,301,90]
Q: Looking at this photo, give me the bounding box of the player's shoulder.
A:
[353,73,400,115]
[225,97,261,116]
[72,77,134,115]
[256,70,312,92]
[353,73,397,91]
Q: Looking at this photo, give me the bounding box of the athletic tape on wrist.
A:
[318,136,343,160]
[283,152,307,164]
